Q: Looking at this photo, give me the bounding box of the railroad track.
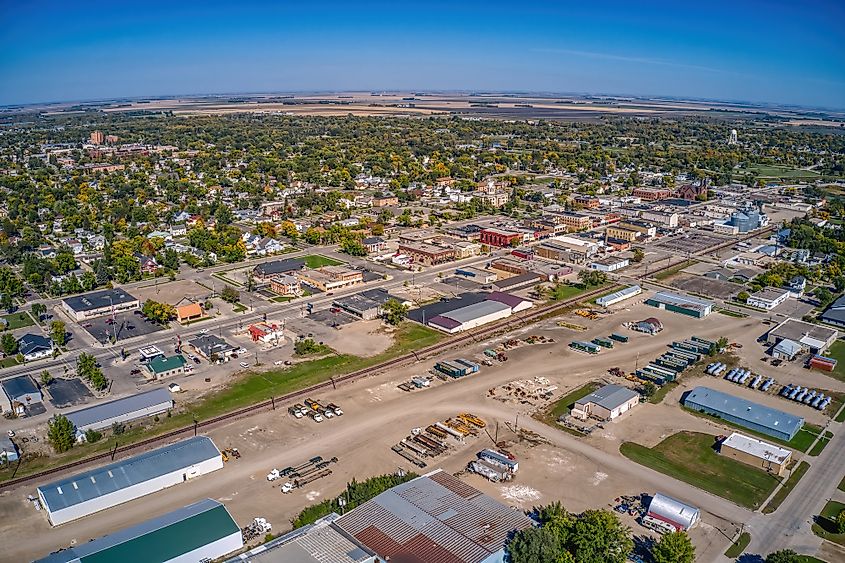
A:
[1,227,773,490]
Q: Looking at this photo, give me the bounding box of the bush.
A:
[84,429,102,443]
[112,422,126,435]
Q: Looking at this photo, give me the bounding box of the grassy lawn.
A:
[1,312,35,330]
[232,302,247,313]
[0,356,20,368]
[0,323,443,484]
[762,461,810,514]
[620,431,781,509]
[823,340,845,383]
[270,295,294,303]
[183,316,212,326]
[302,254,342,269]
[725,532,751,558]
[549,284,587,302]
[683,406,822,452]
[653,259,696,281]
[745,164,822,179]
[812,500,845,547]
[809,431,834,457]
[535,381,601,426]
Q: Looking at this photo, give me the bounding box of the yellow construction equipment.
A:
[444,418,475,436]
[575,309,599,320]
[427,425,448,439]
[458,413,486,428]
[556,321,587,331]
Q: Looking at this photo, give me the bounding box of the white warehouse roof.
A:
[38,436,220,515]
[66,388,172,431]
[721,432,791,464]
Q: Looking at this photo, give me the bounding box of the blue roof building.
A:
[683,386,804,441]
[37,436,222,525]
[66,388,173,435]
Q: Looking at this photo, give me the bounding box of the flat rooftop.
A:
[721,432,791,464]
[63,288,138,312]
[684,386,804,437]
[769,318,837,346]
[66,388,172,430]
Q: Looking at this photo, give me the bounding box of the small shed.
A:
[772,338,802,361]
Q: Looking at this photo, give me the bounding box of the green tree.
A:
[578,269,608,288]
[651,531,695,563]
[90,370,108,391]
[382,298,409,325]
[765,549,802,563]
[567,509,633,563]
[838,509,845,534]
[1,332,18,356]
[631,248,644,263]
[737,291,750,303]
[31,302,47,321]
[50,320,67,346]
[40,370,53,386]
[84,429,103,443]
[815,287,833,307]
[340,237,367,256]
[141,300,176,324]
[47,414,76,453]
[220,285,240,303]
[80,270,97,291]
[294,338,324,356]
[507,526,573,563]
[641,381,657,399]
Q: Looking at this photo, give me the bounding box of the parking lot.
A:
[307,308,358,327]
[46,377,93,408]
[654,231,725,254]
[80,311,164,344]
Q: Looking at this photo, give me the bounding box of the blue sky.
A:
[1,0,844,108]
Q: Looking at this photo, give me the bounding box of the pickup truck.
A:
[288,406,303,418]
[327,403,343,416]
[310,411,323,423]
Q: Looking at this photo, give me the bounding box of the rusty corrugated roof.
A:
[335,470,533,563]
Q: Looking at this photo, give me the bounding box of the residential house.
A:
[134,253,159,275]
[362,237,387,254]
[269,274,302,296]
[17,333,54,362]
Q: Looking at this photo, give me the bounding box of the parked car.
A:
[239,362,249,368]
[130,368,142,375]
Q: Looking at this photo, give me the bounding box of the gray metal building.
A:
[66,388,173,439]
[37,436,222,526]
[683,386,804,441]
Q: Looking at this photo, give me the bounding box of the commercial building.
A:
[269,274,302,296]
[36,498,242,562]
[766,319,838,354]
[335,469,533,563]
[361,236,387,253]
[479,227,524,248]
[634,317,664,335]
[596,285,642,307]
[640,210,679,228]
[396,242,455,266]
[619,219,658,237]
[571,384,639,421]
[632,187,671,201]
[455,266,498,284]
[720,432,792,476]
[62,288,140,322]
[145,354,188,379]
[486,291,534,313]
[175,302,203,324]
[747,288,790,311]
[589,256,629,272]
[37,437,223,526]
[605,225,640,242]
[189,333,237,362]
[227,514,377,563]
[253,258,305,281]
[646,493,700,531]
[297,266,364,292]
[333,288,408,320]
[247,323,285,344]
[536,236,598,263]
[820,294,845,328]
[552,212,592,232]
[683,386,804,441]
[429,300,512,334]
[1,375,42,414]
[66,388,173,437]
[18,333,54,361]
[645,291,714,318]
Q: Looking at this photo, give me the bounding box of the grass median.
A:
[620,431,780,509]
[725,532,751,558]
[812,500,845,547]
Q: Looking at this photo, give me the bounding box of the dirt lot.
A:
[1,302,811,562]
[131,279,210,305]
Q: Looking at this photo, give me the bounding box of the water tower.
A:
[728,129,738,145]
